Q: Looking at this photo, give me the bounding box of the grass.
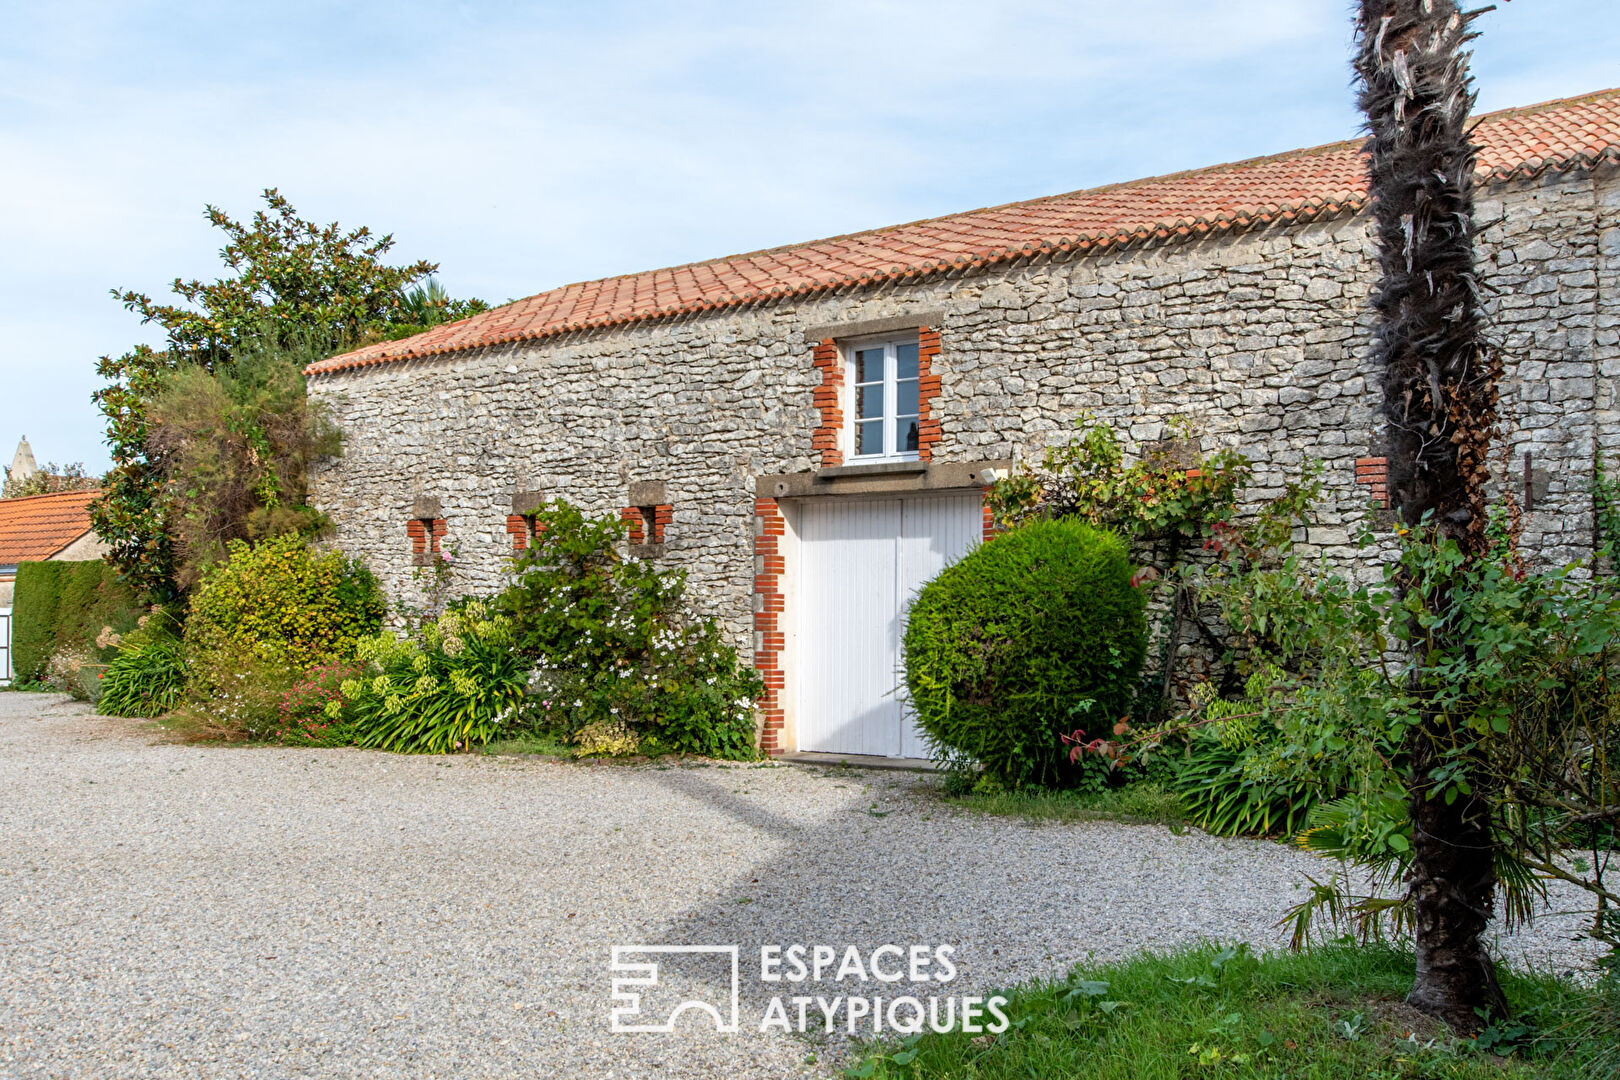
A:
[845,943,1610,1080]
[942,781,1188,828]
[482,731,577,758]
[481,731,751,765]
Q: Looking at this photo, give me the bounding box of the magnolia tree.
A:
[91,190,486,597]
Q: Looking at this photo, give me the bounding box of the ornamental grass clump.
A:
[97,626,189,718]
[341,600,529,753]
[903,519,1146,788]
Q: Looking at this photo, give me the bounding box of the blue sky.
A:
[2,0,1616,472]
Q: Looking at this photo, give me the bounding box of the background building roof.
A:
[0,489,100,565]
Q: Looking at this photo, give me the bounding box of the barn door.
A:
[796,493,979,757]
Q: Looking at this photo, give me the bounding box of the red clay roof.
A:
[309,88,1620,376]
[0,489,100,565]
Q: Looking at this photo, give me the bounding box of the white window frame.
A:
[844,334,921,462]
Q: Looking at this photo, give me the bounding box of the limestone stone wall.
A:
[309,166,1618,649]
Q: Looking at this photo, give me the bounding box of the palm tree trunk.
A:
[1354,0,1507,1031]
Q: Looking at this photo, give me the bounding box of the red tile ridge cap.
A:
[307,87,1620,377]
[0,488,103,506]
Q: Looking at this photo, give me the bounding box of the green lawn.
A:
[941,781,1188,828]
[845,944,1610,1080]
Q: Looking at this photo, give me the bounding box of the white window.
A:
[847,336,921,460]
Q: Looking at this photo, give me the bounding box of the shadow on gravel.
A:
[639,765,812,842]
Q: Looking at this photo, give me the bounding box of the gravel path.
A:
[0,694,1600,1079]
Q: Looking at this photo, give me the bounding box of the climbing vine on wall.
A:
[986,415,1256,714]
[987,415,1252,543]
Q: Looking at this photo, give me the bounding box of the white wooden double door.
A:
[796,492,981,758]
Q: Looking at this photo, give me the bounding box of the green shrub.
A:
[12,562,67,682]
[342,600,528,753]
[186,533,384,670]
[903,519,1147,787]
[530,620,763,759]
[57,560,143,659]
[98,631,189,718]
[501,500,763,759]
[170,648,302,741]
[11,560,144,682]
[1170,668,1322,838]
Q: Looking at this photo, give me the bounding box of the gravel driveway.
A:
[0,694,1598,1079]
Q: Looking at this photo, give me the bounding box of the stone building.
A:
[308,88,1620,761]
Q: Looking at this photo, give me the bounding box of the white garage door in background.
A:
[796,492,982,758]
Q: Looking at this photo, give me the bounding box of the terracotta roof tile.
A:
[0,489,100,565]
[309,88,1620,376]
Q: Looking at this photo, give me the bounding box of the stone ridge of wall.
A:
[308,167,1615,656]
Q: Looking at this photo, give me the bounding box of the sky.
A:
[1,1,1616,473]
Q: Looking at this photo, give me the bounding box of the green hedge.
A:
[12,561,144,682]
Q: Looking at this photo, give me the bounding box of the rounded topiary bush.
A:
[903,519,1147,788]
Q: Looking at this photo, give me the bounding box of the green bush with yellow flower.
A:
[185,532,385,669]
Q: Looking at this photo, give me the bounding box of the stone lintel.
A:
[628,480,667,506]
[758,459,1011,500]
[801,311,946,343]
[510,490,545,515]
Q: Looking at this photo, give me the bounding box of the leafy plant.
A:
[573,719,641,756]
[271,660,360,746]
[903,519,1147,787]
[1174,735,1317,838]
[1171,668,1323,838]
[1,461,99,499]
[170,647,300,741]
[145,331,342,589]
[97,627,188,718]
[503,501,763,759]
[92,188,482,598]
[374,278,488,341]
[987,414,1250,542]
[1183,468,1620,968]
[342,601,528,754]
[185,532,385,671]
[986,415,1255,720]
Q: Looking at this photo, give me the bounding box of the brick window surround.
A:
[1356,456,1388,507]
[811,326,943,467]
[811,340,845,467]
[506,514,540,551]
[752,497,787,755]
[407,517,447,566]
[916,327,942,460]
[621,504,672,545]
